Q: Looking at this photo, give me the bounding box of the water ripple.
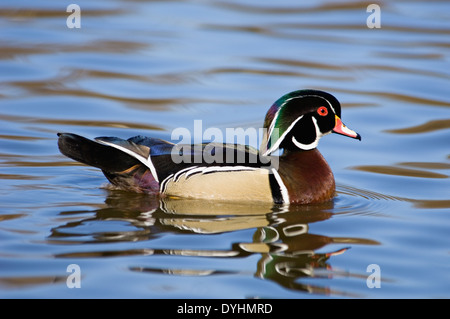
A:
[335,184,403,216]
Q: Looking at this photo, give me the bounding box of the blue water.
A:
[0,0,449,298]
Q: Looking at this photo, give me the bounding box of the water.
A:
[0,0,449,298]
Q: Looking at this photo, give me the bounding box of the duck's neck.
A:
[278,149,335,204]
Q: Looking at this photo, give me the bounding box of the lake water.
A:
[0,0,449,299]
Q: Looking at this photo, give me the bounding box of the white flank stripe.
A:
[161,165,260,193]
[160,173,174,193]
[96,140,159,183]
[271,168,290,204]
[174,166,198,182]
[183,165,258,179]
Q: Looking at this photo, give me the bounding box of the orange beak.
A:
[333,115,361,140]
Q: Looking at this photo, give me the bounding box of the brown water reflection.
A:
[49,192,379,295]
[386,119,450,134]
[353,164,448,179]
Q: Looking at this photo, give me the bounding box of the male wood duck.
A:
[58,89,360,204]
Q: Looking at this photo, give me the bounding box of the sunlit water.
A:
[0,0,449,298]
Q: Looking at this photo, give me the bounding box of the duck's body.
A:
[58,89,360,204]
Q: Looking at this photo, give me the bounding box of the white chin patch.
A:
[292,135,318,150]
[291,117,326,150]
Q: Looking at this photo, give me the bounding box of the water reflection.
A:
[385,119,450,134]
[49,192,378,295]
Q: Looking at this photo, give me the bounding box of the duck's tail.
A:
[57,133,160,194]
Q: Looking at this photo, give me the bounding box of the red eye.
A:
[317,106,328,116]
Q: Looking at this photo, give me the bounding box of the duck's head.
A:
[261,89,361,156]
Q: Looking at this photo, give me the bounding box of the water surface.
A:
[0,0,449,298]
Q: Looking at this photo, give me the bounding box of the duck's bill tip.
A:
[333,115,361,140]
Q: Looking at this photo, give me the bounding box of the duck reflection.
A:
[50,192,378,294]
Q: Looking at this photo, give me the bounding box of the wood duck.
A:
[58,89,360,204]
